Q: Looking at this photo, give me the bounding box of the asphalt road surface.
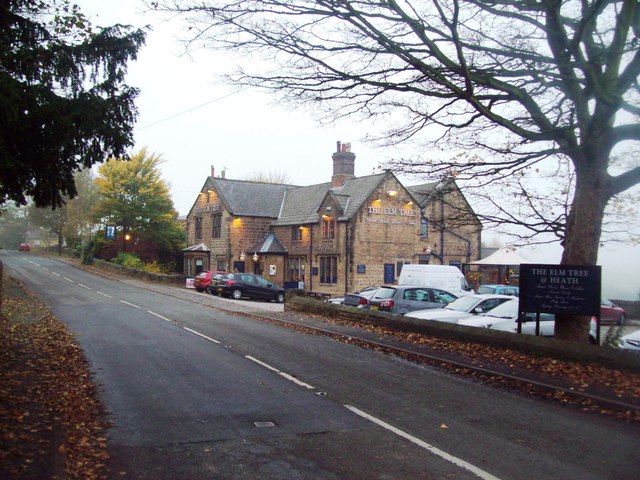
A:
[3,251,639,480]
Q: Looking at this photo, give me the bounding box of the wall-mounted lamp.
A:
[425,245,443,261]
[252,252,259,262]
[240,252,245,261]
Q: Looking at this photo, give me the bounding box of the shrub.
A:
[113,252,145,270]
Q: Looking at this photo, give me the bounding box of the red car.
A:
[193,270,226,293]
[599,298,626,325]
[18,243,30,251]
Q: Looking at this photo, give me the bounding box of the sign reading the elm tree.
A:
[520,264,601,315]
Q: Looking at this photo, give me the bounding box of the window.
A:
[319,256,338,284]
[195,217,202,239]
[420,217,428,239]
[216,259,226,271]
[322,218,335,239]
[212,213,222,238]
[292,226,303,241]
[396,259,411,279]
[288,256,305,282]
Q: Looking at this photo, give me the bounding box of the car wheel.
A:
[275,292,285,303]
[195,288,204,293]
[618,314,626,326]
[231,289,243,300]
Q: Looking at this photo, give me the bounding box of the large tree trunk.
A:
[555,163,609,342]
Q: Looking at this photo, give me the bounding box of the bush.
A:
[143,261,171,274]
[113,252,145,270]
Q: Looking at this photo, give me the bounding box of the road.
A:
[2,251,639,480]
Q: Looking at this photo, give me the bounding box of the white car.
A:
[457,298,555,336]
[405,294,512,323]
[619,330,640,351]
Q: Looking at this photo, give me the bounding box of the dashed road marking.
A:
[96,291,112,298]
[120,300,140,309]
[344,405,501,480]
[63,277,74,282]
[246,355,315,390]
[77,283,90,289]
[183,327,221,344]
[148,310,173,323]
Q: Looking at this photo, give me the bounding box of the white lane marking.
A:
[344,405,501,480]
[77,283,90,290]
[120,300,140,309]
[42,268,50,272]
[34,262,41,267]
[245,355,315,390]
[183,327,221,344]
[96,291,112,298]
[148,310,173,323]
[63,277,74,282]
[52,272,61,277]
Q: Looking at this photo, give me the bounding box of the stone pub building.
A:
[183,142,482,295]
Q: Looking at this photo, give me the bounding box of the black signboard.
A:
[520,264,601,316]
[357,264,366,274]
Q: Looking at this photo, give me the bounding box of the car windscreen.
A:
[445,295,479,312]
[477,286,496,294]
[372,287,396,299]
[483,299,517,318]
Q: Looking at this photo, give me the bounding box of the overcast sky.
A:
[76,1,639,301]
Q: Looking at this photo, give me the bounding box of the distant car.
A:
[366,285,458,315]
[599,298,626,325]
[477,284,519,297]
[618,330,640,352]
[458,299,555,336]
[193,270,226,293]
[18,243,30,252]
[405,294,513,323]
[341,286,381,308]
[216,273,285,303]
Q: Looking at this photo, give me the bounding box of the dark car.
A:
[193,270,226,292]
[217,273,285,303]
[367,285,458,315]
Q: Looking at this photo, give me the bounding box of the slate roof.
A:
[182,242,210,252]
[199,177,297,218]
[248,233,288,254]
[406,181,441,208]
[273,173,387,226]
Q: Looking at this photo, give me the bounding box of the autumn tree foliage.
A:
[93,149,185,266]
[0,0,146,208]
[150,0,640,341]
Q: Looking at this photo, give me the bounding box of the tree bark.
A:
[555,162,609,342]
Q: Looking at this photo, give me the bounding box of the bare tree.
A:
[243,171,292,184]
[149,0,640,341]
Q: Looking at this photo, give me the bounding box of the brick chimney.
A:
[331,141,355,188]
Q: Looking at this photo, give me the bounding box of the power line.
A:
[135,87,251,131]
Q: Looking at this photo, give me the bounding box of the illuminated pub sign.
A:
[519,264,601,316]
[367,205,417,226]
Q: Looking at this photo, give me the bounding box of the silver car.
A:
[366,285,458,315]
[405,294,513,323]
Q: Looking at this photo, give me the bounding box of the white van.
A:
[397,265,474,297]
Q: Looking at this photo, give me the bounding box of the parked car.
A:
[18,243,30,252]
[477,284,519,297]
[599,298,626,325]
[216,273,285,303]
[619,330,640,352]
[366,285,458,315]
[206,272,229,295]
[193,270,226,293]
[341,286,381,308]
[458,299,555,336]
[405,294,513,323]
